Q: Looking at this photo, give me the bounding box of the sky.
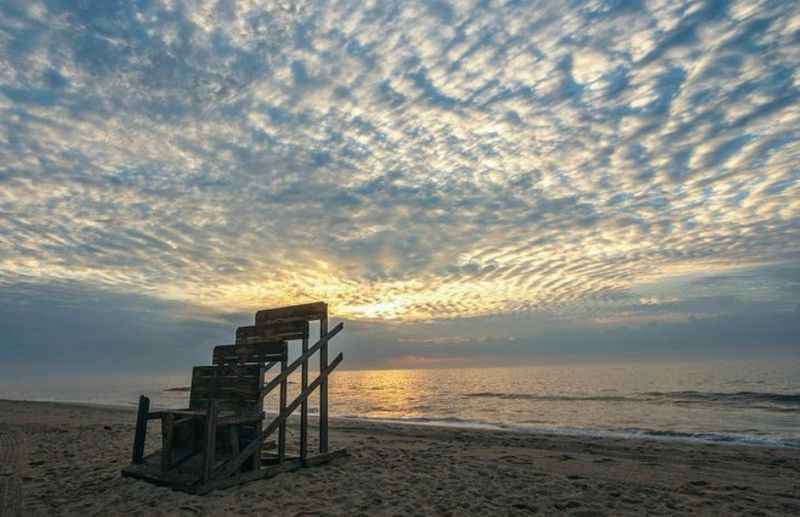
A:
[1,0,799,374]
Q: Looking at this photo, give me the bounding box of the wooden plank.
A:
[161,413,174,472]
[213,342,287,366]
[255,302,327,324]
[202,400,217,484]
[251,426,263,473]
[236,320,309,344]
[217,414,263,426]
[132,395,149,464]
[122,447,201,488]
[300,333,308,460]
[320,316,329,453]
[269,354,342,442]
[193,449,347,495]
[229,427,239,457]
[212,353,344,481]
[193,459,304,495]
[159,410,203,417]
[121,458,199,489]
[260,453,301,465]
[193,365,264,378]
[189,365,265,414]
[278,357,288,463]
[302,449,348,467]
[261,322,343,398]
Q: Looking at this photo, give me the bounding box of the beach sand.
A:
[1,399,799,516]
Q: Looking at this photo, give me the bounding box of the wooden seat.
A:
[212,341,287,367]
[124,364,269,487]
[122,302,346,494]
[189,365,267,414]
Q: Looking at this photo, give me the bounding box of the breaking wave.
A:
[336,414,800,449]
[463,390,800,412]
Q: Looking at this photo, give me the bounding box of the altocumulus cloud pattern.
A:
[1,0,798,331]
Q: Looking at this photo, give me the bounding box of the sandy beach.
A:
[1,399,799,516]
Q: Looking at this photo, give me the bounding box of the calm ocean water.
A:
[3,360,799,448]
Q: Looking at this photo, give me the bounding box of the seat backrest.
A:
[254,302,327,325]
[212,341,287,366]
[236,320,308,344]
[189,365,265,414]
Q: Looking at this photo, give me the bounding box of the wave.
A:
[464,392,631,402]
[519,426,800,449]
[463,390,800,412]
[338,414,510,431]
[336,414,800,448]
[642,390,800,406]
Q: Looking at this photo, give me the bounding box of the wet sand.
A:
[1,399,799,516]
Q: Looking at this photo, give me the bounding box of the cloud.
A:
[0,0,798,337]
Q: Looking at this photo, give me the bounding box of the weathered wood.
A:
[270,353,342,439]
[255,302,328,324]
[260,453,301,465]
[161,413,175,472]
[302,448,348,467]
[123,301,344,494]
[213,353,344,481]
[121,454,200,489]
[213,342,287,366]
[195,459,304,495]
[149,410,262,427]
[261,322,343,398]
[300,333,309,460]
[193,449,348,495]
[132,395,150,464]
[189,365,265,414]
[216,414,264,426]
[228,427,239,457]
[202,400,217,484]
[320,316,329,453]
[236,320,309,344]
[278,357,288,463]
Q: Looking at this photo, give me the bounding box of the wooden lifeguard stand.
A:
[121,302,346,494]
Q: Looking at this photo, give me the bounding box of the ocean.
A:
[3,360,799,448]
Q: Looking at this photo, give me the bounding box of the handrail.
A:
[213,353,343,480]
[260,322,343,398]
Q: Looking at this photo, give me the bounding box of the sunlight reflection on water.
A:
[3,360,799,447]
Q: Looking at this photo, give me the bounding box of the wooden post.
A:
[319,316,329,453]
[202,400,217,484]
[211,353,344,481]
[132,395,149,464]
[229,427,239,457]
[161,413,175,472]
[259,323,343,399]
[278,356,288,463]
[300,332,308,460]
